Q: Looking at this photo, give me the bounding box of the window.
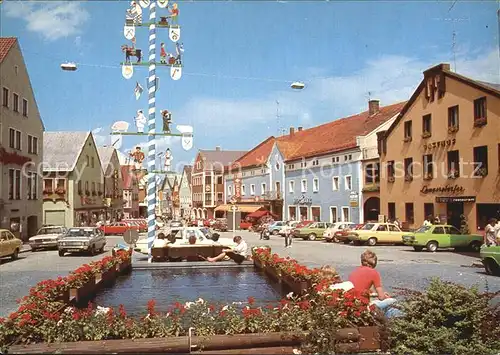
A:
[424,203,434,220]
[423,154,433,178]
[344,154,352,162]
[446,226,461,235]
[473,97,487,122]
[311,207,321,222]
[344,176,352,190]
[388,225,400,232]
[217,192,223,201]
[342,207,350,222]
[92,182,96,193]
[91,157,95,168]
[447,150,460,178]
[332,177,339,191]
[27,172,38,200]
[365,163,380,184]
[422,114,431,136]
[15,130,21,150]
[405,203,414,224]
[22,98,28,117]
[8,169,21,200]
[301,179,307,193]
[85,181,89,192]
[44,179,53,193]
[9,128,21,150]
[313,178,319,192]
[217,176,223,184]
[241,185,246,196]
[404,157,413,180]
[377,225,388,231]
[27,135,38,154]
[2,87,9,107]
[473,146,488,176]
[404,121,412,140]
[448,105,459,129]
[388,203,396,221]
[261,183,266,194]
[289,180,295,193]
[330,207,338,223]
[86,155,90,167]
[288,206,297,220]
[228,185,232,195]
[387,161,395,179]
[432,227,445,234]
[312,159,319,166]
[250,184,255,195]
[13,93,19,112]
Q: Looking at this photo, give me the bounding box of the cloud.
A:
[4,1,89,41]
[177,48,499,137]
[92,127,110,147]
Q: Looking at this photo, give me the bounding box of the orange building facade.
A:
[379,63,500,232]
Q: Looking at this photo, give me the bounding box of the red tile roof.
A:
[232,136,276,170]
[0,38,17,63]
[277,101,406,161]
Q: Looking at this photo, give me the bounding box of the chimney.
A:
[289,127,295,136]
[297,126,303,132]
[215,146,221,151]
[368,100,380,116]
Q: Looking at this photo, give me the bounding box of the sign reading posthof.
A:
[234,175,242,200]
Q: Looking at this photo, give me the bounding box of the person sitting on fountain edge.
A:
[207,236,248,264]
[348,250,402,318]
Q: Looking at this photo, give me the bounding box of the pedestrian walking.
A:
[284,226,293,248]
[484,218,498,247]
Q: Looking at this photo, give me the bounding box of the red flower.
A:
[298,300,311,310]
[72,312,81,321]
[208,304,215,312]
[354,311,361,317]
[247,296,255,305]
[339,311,348,317]
[119,304,127,318]
[147,299,156,315]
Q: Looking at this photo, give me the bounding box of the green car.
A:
[293,222,333,241]
[480,245,500,276]
[402,224,483,252]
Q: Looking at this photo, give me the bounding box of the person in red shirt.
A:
[348,250,402,317]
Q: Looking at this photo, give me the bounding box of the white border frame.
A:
[22,97,28,117]
[341,206,350,222]
[332,176,339,191]
[288,205,297,220]
[2,86,10,108]
[313,177,319,192]
[12,91,20,113]
[298,205,309,220]
[261,182,266,195]
[329,206,338,223]
[310,205,321,222]
[250,184,255,196]
[344,175,352,190]
[288,180,295,193]
[301,179,307,193]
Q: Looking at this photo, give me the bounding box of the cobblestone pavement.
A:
[1,231,498,317]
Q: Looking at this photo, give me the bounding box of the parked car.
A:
[100,222,135,235]
[0,229,22,260]
[348,222,406,246]
[58,227,107,256]
[294,222,334,241]
[333,224,365,243]
[402,225,483,252]
[323,222,357,242]
[480,245,500,276]
[170,220,183,228]
[29,226,68,251]
[280,221,300,236]
[124,219,147,232]
[267,221,287,235]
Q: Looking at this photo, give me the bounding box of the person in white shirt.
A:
[207,236,248,263]
[153,233,170,248]
[422,215,433,227]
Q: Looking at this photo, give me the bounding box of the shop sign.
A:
[234,175,242,200]
[420,184,464,194]
[423,138,456,150]
[349,191,359,207]
[436,196,476,203]
[293,194,312,205]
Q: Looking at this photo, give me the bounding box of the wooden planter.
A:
[264,265,281,282]
[253,258,265,270]
[334,326,381,353]
[282,274,310,295]
[70,276,96,304]
[116,260,132,274]
[54,289,70,304]
[96,267,117,286]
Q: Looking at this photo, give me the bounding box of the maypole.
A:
[115,0,193,263]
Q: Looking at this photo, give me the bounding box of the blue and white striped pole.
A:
[147,0,157,263]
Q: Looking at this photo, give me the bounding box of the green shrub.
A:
[389,278,500,355]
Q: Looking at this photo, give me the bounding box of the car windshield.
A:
[415,226,431,233]
[39,227,62,234]
[65,229,94,237]
[362,223,375,230]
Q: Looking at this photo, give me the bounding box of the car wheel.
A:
[426,241,438,252]
[343,240,351,244]
[308,233,317,241]
[469,241,481,253]
[272,230,279,235]
[58,250,65,257]
[485,260,500,276]
[413,246,424,252]
[11,248,19,260]
[89,245,96,256]
[367,237,377,246]
[31,247,37,252]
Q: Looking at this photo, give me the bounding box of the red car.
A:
[296,220,313,229]
[123,219,146,232]
[100,222,136,235]
[335,224,365,244]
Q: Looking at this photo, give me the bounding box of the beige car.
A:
[0,229,22,260]
[348,222,406,246]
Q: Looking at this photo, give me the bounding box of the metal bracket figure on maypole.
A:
[114,0,193,263]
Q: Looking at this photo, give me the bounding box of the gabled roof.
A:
[231,136,276,170]
[0,38,16,63]
[182,165,192,185]
[276,101,406,162]
[97,146,116,171]
[199,149,247,170]
[43,132,91,171]
[384,63,500,138]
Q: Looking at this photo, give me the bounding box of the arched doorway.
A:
[364,197,380,222]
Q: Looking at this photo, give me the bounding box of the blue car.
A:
[267,221,286,235]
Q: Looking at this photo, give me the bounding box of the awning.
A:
[215,204,264,213]
[247,210,277,219]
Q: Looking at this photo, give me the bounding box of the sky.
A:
[1,0,499,170]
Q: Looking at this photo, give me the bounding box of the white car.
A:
[323,222,357,242]
[29,226,68,251]
[134,227,235,254]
